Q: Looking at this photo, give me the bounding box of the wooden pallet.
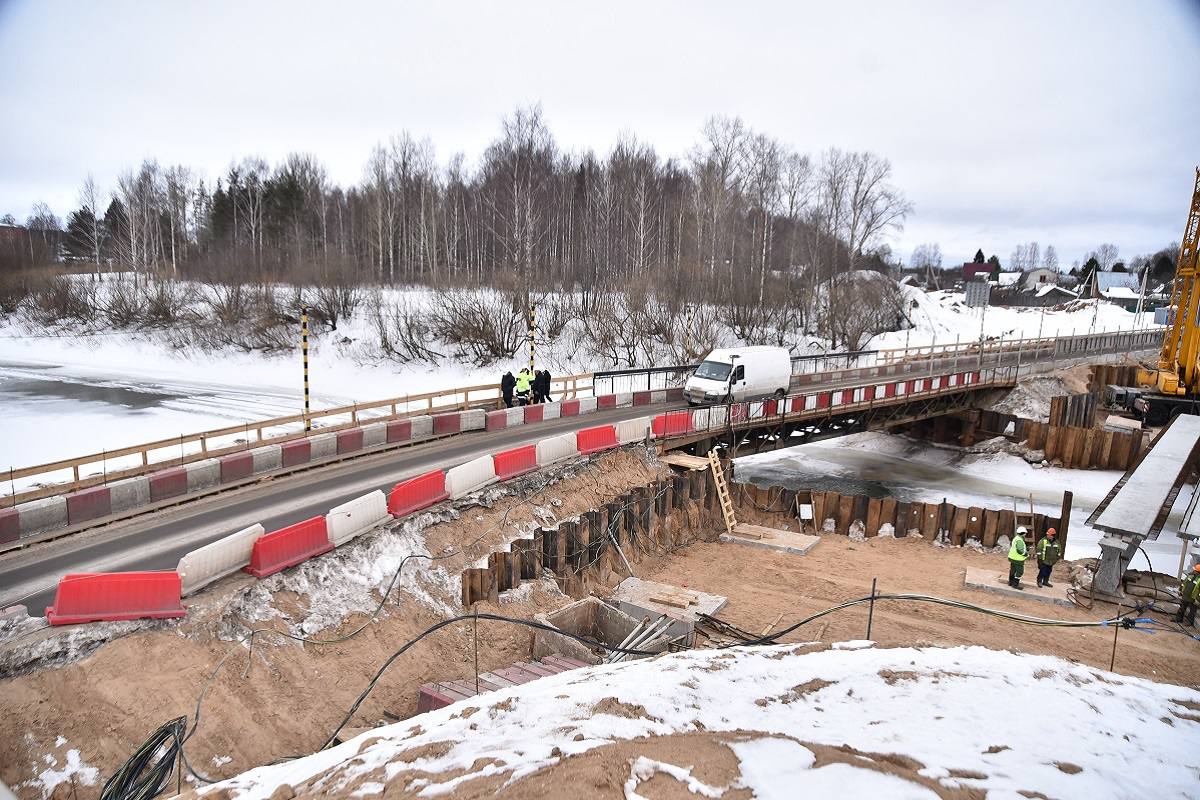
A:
[661,452,711,470]
[729,522,775,541]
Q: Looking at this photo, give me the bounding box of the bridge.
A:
[0,327,1160,615]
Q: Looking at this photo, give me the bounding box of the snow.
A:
[735,432,1194,573]
[27,748,98,799]
[996,271,1021,287]
[1102,286,1140,300]
[199,644,1200,799]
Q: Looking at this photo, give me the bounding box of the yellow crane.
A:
[1134,167,1200,424]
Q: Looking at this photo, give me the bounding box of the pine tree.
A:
[973,249,985,263]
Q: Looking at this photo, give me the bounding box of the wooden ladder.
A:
[707,449,738,535]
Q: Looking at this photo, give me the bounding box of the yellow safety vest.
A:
[1008,537,1027,562]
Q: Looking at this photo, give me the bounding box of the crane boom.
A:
[1154,167,1200,395]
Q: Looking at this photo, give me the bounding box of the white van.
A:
[683,346,793,405]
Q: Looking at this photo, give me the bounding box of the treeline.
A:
[26,107,911,303]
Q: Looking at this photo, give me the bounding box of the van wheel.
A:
[773,388,786,399]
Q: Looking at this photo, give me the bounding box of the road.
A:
[0,404,671,614]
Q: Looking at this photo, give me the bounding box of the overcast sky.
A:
[1,0,1197,267]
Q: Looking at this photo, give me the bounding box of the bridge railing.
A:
[592,365,695,394]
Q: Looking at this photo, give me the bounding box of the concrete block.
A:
[576,397,598,415]
[108,476,151,514]
[336,428,364,454]
[185,459,221,493]
[409,415,433,439]
[505,407,524,427]
[963,568,1072,607]
[460,409,486,431]
[66,486,112,524]
[309,432,337,460]
[219,452,253,482]
[614,392,634,408]
[719,528,820,556]
[541,403,561,421]
[0,507,18,544]
[280,439,311,468]
[362,422,387,448]
[149,467,187,502]
[250,444,282,475]
[16,495,68,537]
[613,577,727,626]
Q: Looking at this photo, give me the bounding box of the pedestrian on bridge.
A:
[501,371,516,408]
[1035,527,1061,588]
[537,369,554,403]
[1176,564,1200,627]
[515,368,533,405]
[1007,527,1028,590]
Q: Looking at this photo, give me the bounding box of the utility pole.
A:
[528,302,536,372]
[301,306,311,432]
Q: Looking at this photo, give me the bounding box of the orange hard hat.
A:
[1046,528,1056,536]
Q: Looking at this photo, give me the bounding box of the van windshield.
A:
[694,360,732,381]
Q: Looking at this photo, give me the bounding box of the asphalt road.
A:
[0,404,674,613]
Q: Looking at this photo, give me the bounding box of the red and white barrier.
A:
[493,446,538,480]
[536,433,579,466]
[46,571,186,626]
[327,490,390,547]
[388,470,449,516]
[577,425,620,455]
[177,523,265,596]
[446,456,498,499]
[246,516,333,578]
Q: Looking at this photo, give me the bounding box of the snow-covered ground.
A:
[736,432,1196,573]
[199,642,1200,799]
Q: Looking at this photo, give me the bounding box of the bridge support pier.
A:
[1094,535,1141,595]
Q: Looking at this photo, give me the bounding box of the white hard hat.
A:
[1015,526,1028,535]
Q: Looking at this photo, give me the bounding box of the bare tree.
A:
[1044,244,1059,273]
[1092,242,1119,271]
[78,175,106,277]
[909,243,943,288]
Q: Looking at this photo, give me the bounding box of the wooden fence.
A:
[460,469,1073,606]
[1048,393,1098,427]
[461,470,716,606]
[1089,364,1142,392]
[733,482,1071,551]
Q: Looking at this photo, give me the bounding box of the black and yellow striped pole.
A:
[528,302,536,372]
[301,306,311,432]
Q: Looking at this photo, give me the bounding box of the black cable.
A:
[100,717,187,800]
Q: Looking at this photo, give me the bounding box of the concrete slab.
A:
[613,577,726,624]
[963,568,1073,608]
[719,526,820,556]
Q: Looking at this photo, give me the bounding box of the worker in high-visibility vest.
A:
[1176,564,1200,627]
[1007,527,1028,590]
[514,368,533,406]
[1035,527,1061,588]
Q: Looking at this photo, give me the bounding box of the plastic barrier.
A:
[691,406,728,430]
[177,523,265,596]
[410,415,434,439]
[577,425,620,455]
[326,490,390,547]
[596,395,617,409]
[109,476,150,514]
[730,403,750,423]
[310,432,338,459]
[149,467,187,502]
[461,409,487,431]
[186,459,221,492]
[446,455,498,499]
[245,516,334,578]
[387,419,412,443]
[524,404,544,424]
[66,486,111,525]
[281,439,311,468]
[615,417,652,445]
[560,399,580,416]
[493,445,538,480]
[337,428,364,454]
[433,413,461,436]
[220,452,254,483]
[542,402,561,421]
[250,445,282,474]
[362,422,388,447]
[633,391,652,406]
[651,411,694,437]
[46,571,186,626]
[536,433,579,466]
[486,410,508,431]
[388,470,450,517]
